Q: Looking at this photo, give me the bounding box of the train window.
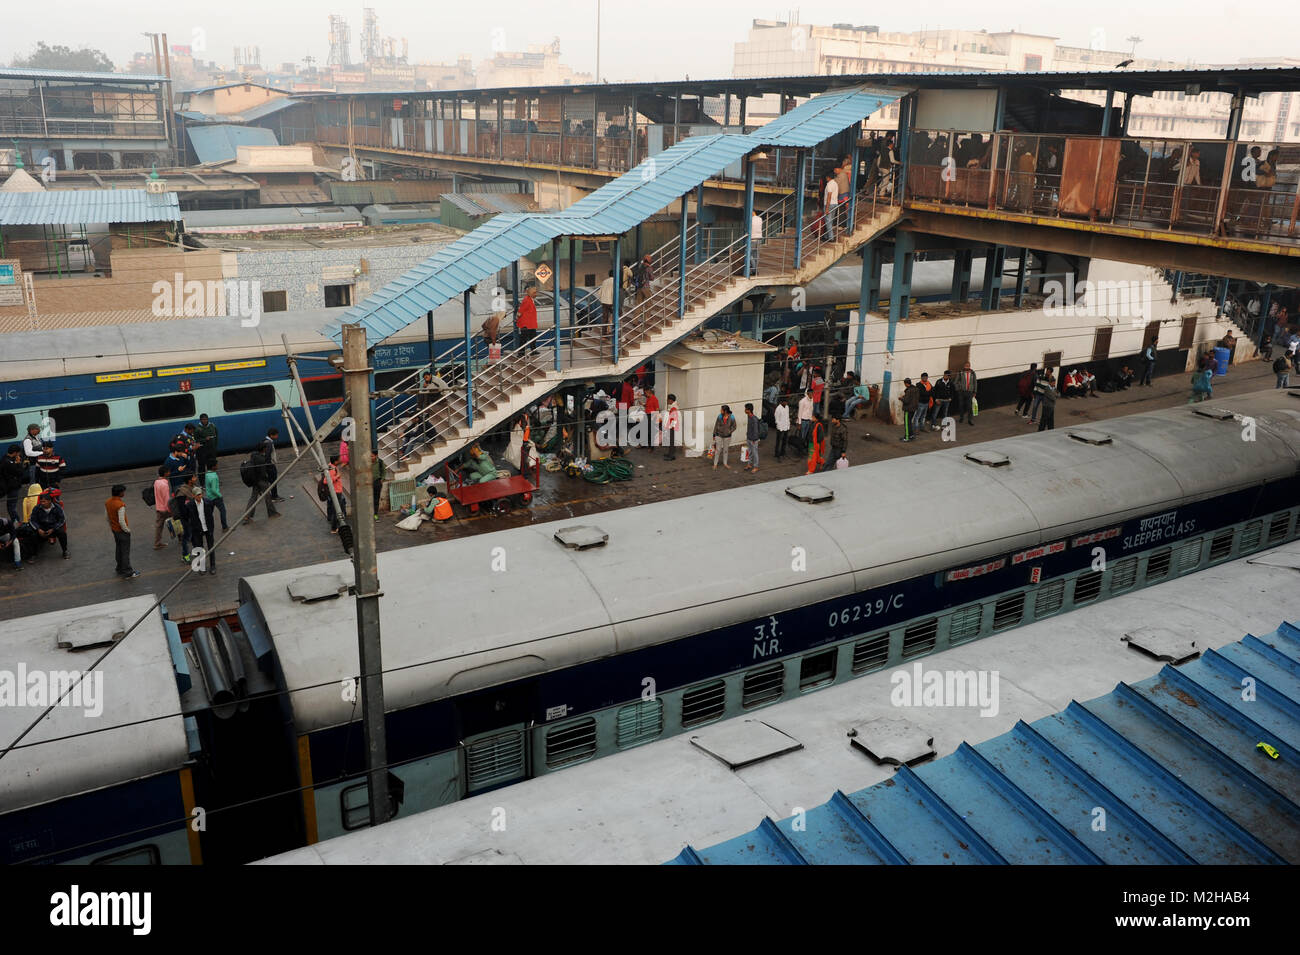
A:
[0,414,15,441]
[1239,521,1263,552]
[91,844,160,865]
[1074,571,1103,604]
[48,403,110,433]
[464,730,525,794]
[741,662,785,709]
[948,605,983,644]
[1267,512,1291,544]
[615,699,663,749]
[799,649,837,691]
[223,385,276,412]
[992,593,1024,631]
[1175,540,1202,575]
[138,394,196,422]
[681,680,726,728]
[1208,530,1234,562]
[1145,549,1172,581]
[262,290,288,313]
[545,717,597,768]
[851,633,889,673]
[339,779,403,830]
[1110,557,1138,593]
[374,369,417,392]
[302,376,345,403]
[1034,581,1065,618]
[901,619,937,658]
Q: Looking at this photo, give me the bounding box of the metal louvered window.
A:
[948,605,983,644]
[1110,557,1138,593]
[465,730,526,793]
[742,663,785,709]
[1176,540,1202,574]
[615,699,663,749]
[1035,580,1065,618]
[799,649,837,691]
[902,619,937,658]
[1074,570,1103,604]
[1268,512,1291,544]
[851,633,890,673]
[1146,548,1172,581]
[545,718,597,768]
[992,593,1024,631]
[681,680,726,728]
[1240,520,1263,552]
[1208,530,1234,562]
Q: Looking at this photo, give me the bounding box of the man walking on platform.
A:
[106,484,140,579]
[954,361,978,426]
[743,403,761,473]
[195,414,219,473]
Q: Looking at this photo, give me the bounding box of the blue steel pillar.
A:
[463,290,474,428]
[611,235,622,362]
[981,245,1005,310]
[881,231,915,412]
[856,241,883,379]
[951,249,973,304]
[678,194,688,317]
[694,182,705,263]
[1014,248,1028,308]
[569,237,577,341]
[793,150,807,269]
[742,156,756,277]
[846,121,861,228]
[897,95,914,201]
[634,223,643,261]
[552,237,562,371]
[1101,90,1115,136]
[992,89,1006,133]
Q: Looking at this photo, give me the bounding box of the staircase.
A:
[379,188,903,483]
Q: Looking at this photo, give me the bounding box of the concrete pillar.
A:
[793,150,807,269]
[742,157,756,277]
[857,241,883,379]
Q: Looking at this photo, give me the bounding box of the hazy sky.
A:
[5,1,1292,80]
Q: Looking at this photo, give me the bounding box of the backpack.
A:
[141,484,155,508]
[317,475,329,501]
[239,455,260,488]
[1273,356,1289,374]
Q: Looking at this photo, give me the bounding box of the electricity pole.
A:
[343,323,390,827]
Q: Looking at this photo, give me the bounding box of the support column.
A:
[739,95,747,130]
[1014,248,1028,308]
[629,95,637,169]
[463,290,474,428]
[426,310,435,372]
[559,92,566,164]
[553,237,562,371]
[1100,89,1115,136]
[1120,94,1133,137]
[846,121,861,227]
[857,241,883,378]
[635,223,643,261]
[511,260,520,317]
[742,156,756,277]
[694,182,704,263]
[992,88,1006,133]
[950,249,973,304]
[497,96,504,159]
[673,94,680,147]
[592,96,599,167]
[611,234,622,362]
[525,97,531,159]
[678,195,688,317]
[1217,277,1229,317]
[981,245,1006,310]
[793,150,807,269]
[724,92,731,128]
[569,237,578,356]
[882,231,915,413]
[1259,287,1273,349]
[897,94,914,201]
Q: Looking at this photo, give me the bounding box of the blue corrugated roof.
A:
[670,622,1300,865]
[0,67,167,84]
[187,124,279,164]
[325,85,902,344]
[0,188,181,226]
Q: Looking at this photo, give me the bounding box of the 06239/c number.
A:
[828,594,903,628]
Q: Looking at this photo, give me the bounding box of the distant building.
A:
[475,39,592,89]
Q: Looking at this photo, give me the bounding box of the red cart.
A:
[444,455,542,515]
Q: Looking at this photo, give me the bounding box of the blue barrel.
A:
[1213,346,1230,376]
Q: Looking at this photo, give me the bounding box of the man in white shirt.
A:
[21,424,43,485]
[797,391,815,451]
[598,270,615,330]
[822,175,840,240]
[773,396,791,460]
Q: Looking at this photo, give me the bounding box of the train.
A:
[0,259,1014,476]
[2,389,1298,864]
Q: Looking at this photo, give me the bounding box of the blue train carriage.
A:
[231,390,1300,845]
[0,293,501,475]
[0,596,202,865]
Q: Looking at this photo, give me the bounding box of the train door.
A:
[454,679,538,798]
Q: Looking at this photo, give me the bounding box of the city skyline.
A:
[4,0,1294,82]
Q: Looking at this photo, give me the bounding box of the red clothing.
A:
[516,296,538,329]
[644,394,660,415]
[810,377,825,404]
[619,382,634,409]
[328,465,343,494]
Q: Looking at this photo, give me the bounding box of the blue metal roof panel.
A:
[186,124,278,164]
[755,86,902,147]
[0,67,166,83]
[0,189,180,226]
[675,623,1300,864]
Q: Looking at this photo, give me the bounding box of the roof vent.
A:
[56,614,126,651]
[1068,429,1113,446]
[287,572,351,603]
[847,716,936,766]
[1123,626,1200,664]
[785,483,835,503]
[554,525,608,550]
[1192,406,1236,420]
[964,450,1010,467]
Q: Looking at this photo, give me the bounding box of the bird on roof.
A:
[1115,59,1134,68]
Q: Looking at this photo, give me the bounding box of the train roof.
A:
[262,540,1300,864]
[3,290,497,380]
[239,390,1300,738]
[0,596,190,816]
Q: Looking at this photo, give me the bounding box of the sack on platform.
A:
[971,397,980,417]
[740,445,751,463]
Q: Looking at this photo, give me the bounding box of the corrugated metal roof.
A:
[238,98,303,121]
[186,124,278,164]
[0,188,180,226]
[330,180,449,205]
[0,67,166,84]
[440,192,537,216]
[671,623,1300,865]
[328,85,901,344]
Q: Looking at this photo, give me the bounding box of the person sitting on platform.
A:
[463,444,499,484]
[1116,365,1135,390]
[1080,368,1098,397]
[1061,369,1085,398]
